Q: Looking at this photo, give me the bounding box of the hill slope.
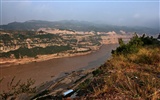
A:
[77,35,160,99]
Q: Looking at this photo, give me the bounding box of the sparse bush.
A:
[92,69,103,76]
[78,79,91,90]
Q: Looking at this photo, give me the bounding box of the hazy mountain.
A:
[0,20,159,35]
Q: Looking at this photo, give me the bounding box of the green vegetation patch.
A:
[112,33,160,55]
[0,45,72,59]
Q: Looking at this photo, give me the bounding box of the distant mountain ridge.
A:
[0,20,159,35]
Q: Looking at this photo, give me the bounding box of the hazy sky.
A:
[0,0,159,28]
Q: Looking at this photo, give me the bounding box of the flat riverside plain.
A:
[0,44,118,92]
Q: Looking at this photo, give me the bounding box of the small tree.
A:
[118,38,124,46]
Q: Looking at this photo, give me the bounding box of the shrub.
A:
[92,69,103,76]
[112,33,160,55]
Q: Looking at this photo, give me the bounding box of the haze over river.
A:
[0,44,118,91]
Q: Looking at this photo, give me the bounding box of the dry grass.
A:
[0,77,36,100]
[79,46,160,99]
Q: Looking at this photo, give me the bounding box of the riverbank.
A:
[0,66,96,100]
[0,45,102,67]
[0,51,91,67]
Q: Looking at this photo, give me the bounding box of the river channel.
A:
[0,44,118,91]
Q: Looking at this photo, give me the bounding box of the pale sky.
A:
[0,0,159,29]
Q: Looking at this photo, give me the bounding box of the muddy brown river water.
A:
[0,44,118,92]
